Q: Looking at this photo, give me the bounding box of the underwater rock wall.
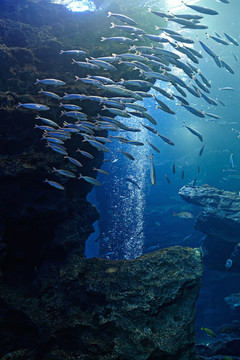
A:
[0,1,203,359]
[0,246,202,359]
[0,0,106,278]
[179,184,240,272]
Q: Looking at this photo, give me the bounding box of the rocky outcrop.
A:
[179,184,240,272]
[0,246,202,360]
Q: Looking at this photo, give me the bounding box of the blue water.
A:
[80,0,240,343]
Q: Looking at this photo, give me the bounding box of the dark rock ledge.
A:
[0,247,202,360]
[179,184,240,273]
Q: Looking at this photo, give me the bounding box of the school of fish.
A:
[16,0,236,190]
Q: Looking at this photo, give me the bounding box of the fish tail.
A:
[107,11,112,17]
[110,22,115,28]
[34,79,39,85]
[16,102,22,108]
[101,37,106,41]
[59,50,64,54]
[173,212,177,216]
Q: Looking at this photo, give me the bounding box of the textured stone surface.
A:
[179,185,240,272]
[0,246,202,360]
[179,184,240,244]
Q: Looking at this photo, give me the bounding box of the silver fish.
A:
[44,179,64,190]
[78,173,102,186]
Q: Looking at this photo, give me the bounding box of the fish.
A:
[52,168,76,178]
[148,154,156,186]
[148,8,174,19]
[199,143,206,157]
[142,112,157,125]
[164,174,171,184]
[43,137,64,145]
[17,103,50,111]
[60,49,86,55]
[105,267,118,274]
[64,156,83,167]
[206,33,229,45]
[200,327,216,337]
[182,2,218,15]
[59,103,82,111]
[225,259,233,270]
[93,167,110,175]
[224,32,239,46]
[34,78,66,86]
[173,163,176,174]
[125,176,140,189]
[39,89,61,100]
[125,140,144,146]
[221,60,234,74]
[157,133,175,146]
[152,86,174,100]
[48,144,68,156]
[119,150,135,160]
[182,169,184,180]
[229,153,234,169]
[101,36,135,43]
[219,87,235,91]
[143,34,169,43]
[110,23,145,34]
[183,123,203,142]
[199,40,218,59]
[72,59,100,69]
[76,149,94,159]
[83,139,111,152]
[44,179,65,190]
[141,123,158,134]
[173,95,189,105]
[35,116,59,127]
[173,212,194,219]
[78,173,102,186]
[181,104,205,118]
[107,11,137,25]
[146,140,160,153]
[198,165,200,173]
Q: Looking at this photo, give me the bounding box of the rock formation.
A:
[0,1,203,359]
[179,184,240,272]
[0,246,202,360]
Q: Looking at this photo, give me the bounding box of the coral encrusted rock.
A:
[0,246,202,360]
